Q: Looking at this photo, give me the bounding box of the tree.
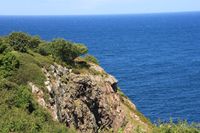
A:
[8,32,31,52]
[29,36,41,49]
[51,39,88,63]
[38,42,51,56]
[74,43,88,57]
[0,37,12,54]
[0,43,8,54]
[0,52,20,77]
[83,54,99,65]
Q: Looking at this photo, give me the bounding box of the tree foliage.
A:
[29,36,41,49]
[8,32,31,52]
[38,42,51,56]
[83,54,99,65]
[51,39,88,63]
[0,52,20,77]
[3,32,90,64]
[0,43,8,54]
[8,32,41,52]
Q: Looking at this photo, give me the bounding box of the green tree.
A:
[51,39,88,63]
[38,42,51,56]
[0,52,20,70]
[8,32,31,52]
[0,43,8,54]
[29,36,41,49]
[83,54,99,65]
[0,52,20,77]
[0,38,8,53]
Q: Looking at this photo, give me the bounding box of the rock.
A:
[30,64,151,133]
[29,82,46,108]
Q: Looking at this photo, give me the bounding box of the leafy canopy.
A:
[8,32,41,52]
[51,38,88,63]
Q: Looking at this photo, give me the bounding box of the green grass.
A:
[153,120,200,133]
[8,51,52,88]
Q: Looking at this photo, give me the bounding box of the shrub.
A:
[74,43,88,57]
[153,120,200,133]
[0,38,12,54]
[14,86,34,111]
[29,36,41,49]
[0,52,20,70]
[83,54,99,65]
[9,52,46,86]
[51,39,88,63]
[0,52,20,77]
[0,78,17,91]
[0,43,8,54]
[38,42,51,56]
[8,32,32,52]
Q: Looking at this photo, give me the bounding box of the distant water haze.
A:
[1,12,200,123]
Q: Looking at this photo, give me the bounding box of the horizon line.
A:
[0,10,200,16]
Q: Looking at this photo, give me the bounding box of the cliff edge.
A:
[29,62,152,133]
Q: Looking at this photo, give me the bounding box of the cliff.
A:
[29,63,151,133]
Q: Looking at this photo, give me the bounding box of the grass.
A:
[28,50,54,67]
[7,51,55,103]
[8,51,52,88]
[153,120,200,133]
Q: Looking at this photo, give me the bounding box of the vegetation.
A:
[50,38,87,63]
[37,42,51,56]
[0,52,20,77]
[153,120,200,133]
[0,32,91,133]
[0,32,200,133]
[83,54,99,65]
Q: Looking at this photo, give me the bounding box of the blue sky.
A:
[1,0,200,15]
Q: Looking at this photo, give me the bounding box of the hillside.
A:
[0,32,199,133]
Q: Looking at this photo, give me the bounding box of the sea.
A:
[1,12,200,123]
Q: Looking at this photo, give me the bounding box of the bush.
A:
[15,86,34,111]
[0,78,17,91]
[74,43,88,57]
[29,36,41,49]
[0,52,20,70]
[83,54,99,65]
[51,39,88,63]
[0,43,8,54]
[0,52,20,77]
[0,38,12,54]
[38,42,51,56]
[9,52,46,86]
[153,120,200,133]
[8,32,31,52]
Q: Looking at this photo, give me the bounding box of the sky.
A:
[1,0,200,15]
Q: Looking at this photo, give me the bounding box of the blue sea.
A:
[1,12,200,123]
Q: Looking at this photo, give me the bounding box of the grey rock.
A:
[31,63,150,133]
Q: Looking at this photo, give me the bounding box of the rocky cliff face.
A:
[29,63,151,133]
